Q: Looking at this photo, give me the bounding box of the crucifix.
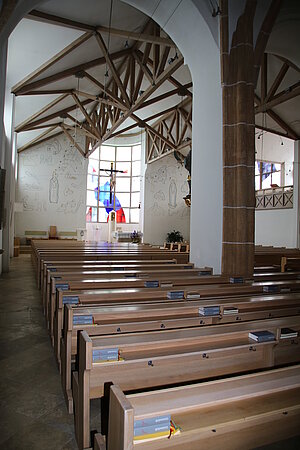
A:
[99,162,127,211]
[99,162,127,242]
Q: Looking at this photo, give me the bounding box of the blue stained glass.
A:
[95,181,122,213]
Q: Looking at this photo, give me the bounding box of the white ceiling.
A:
[5,0,300,151]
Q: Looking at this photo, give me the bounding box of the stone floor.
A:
[0,255,299,449]
[0,255,101,450]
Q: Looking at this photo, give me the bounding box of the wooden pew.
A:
[41,260,193,299]
[36,250,189,288]
[44,266,208,318]
[105,365,300,450]
[72,317,300,449]
[53,277,300,363]
[40,259,182,294]
[61,293,300,412]
[52,277,300,345]
[281,256,300,273]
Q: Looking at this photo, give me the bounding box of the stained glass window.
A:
[86,144,141,223]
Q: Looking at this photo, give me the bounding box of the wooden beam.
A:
[88,55,184,154]
[94,32,131,107]
[255,82,300,113]
[14,48,131,95]
[15,93,69,132]
[72,94,101,139]
[12,32,93,94]
[266,109,299,140]
[265,62,289,102]
[17,125,59,152]
[27,9,95,32]
[132,49,153,84]
[27,10,175,46]
[19,99,93,131]
[261,53,268,102]
[131,113,176,150]
[136,49,192,98]
[254,0,283,85]
[21,89,73,95]
[60,123,86,157]
[255,124,292,139]
[83,71,126,110]
[140,83,192,110]
[157,46,171,77]
[97,25,175,47]
[21,122,62,131]
[271,54,300,74]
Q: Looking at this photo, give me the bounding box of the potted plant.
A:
[166,230,183,243]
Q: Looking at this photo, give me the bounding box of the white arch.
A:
[123,0,223,272]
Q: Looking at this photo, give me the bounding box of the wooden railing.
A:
[256,185,293,210]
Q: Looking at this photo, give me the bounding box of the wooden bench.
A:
[52,277,300,346]
[73,317,300,449]
[61,293,300,412]
[281,256,300,273]
[40,259,181,294]
[42,262,195,311]
[36,251,190,288]
[52,278,300,364]
[105,364,300,450]
[44,266,210,320]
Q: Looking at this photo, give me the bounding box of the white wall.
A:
[143,153,190,245]
[255,131,298,247]
[124,0,222,272]
[15,131,88,237]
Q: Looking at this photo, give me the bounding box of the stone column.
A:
[220,0,256,277]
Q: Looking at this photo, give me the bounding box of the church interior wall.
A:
[255,131,298,248]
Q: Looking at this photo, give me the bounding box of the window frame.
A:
[255,159,283,191]
[86,143,141,224]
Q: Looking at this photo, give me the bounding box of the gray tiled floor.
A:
[0,255,299,449]
[0,255,80,449]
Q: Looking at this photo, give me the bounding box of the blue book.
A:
[73,315,93,325]
[93,348,119,356]
[230,277,244,284]
[63,296,79,305]
[134,423,170,437]
[184,265,193,269]
[56,283,69,291]
[199,306,220,316]
[125,273,137,278]
[134,415,171,429]
[263,285,279,293]
[199,270,212,276]
[93,354,119,362]
[167,291,184,300]
[248,330,275,342]
[144,281,159,288]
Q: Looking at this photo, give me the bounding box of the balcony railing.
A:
[256,185,293,210]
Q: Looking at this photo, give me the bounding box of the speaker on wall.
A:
[0,168,6,230]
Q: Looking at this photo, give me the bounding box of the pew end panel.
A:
[106,365,300,450]
[107,385,134,450]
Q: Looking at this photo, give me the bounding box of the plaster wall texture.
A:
[15,131,88,237]
[143,153,190,245]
